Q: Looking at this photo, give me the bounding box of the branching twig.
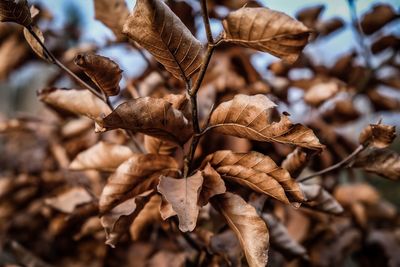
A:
[297,145,365,182]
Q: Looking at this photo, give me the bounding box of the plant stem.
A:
[200,0,214,44]
[297,145,365,182]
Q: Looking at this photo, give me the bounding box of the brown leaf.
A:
[210,230,243,267]
[69,141,134,172]
[37,88,112,123]
[157,172,203,232]
[99,154,179,213]
[371,35,400,54]
[361,4,398,35]
[147,251,186,267]
[74,53,123,96]
[94,0,130,41]
[263,213,308,260]
[202,150,304,202]
[352,148,400,180]
[211,192,269,267]
[130,194,162,240]
[45,187,93,213]
[300,183,343,214]
[100,97,192,145]
[359,123,396,148]
[334,183,380,207]
[23,25,49,62]
[0,0,32,27]
[199,163,226,206]
[295,5,325,28]
[144,136,178,155]
[209,94,324,150]
[281,148,308,178]
[303,80,341,107]
[123,0,203,81]
[316,17,344,36]
[222,7,311,63]
[101,190,154,247]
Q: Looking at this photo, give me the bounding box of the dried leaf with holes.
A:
[202,150,304,201]
[0,0,32,27]
[222,7,311,63]
[69,141,134,172]
[99,154,179,214]
[74,53,122,96]
[211,192,269,267]
[157,172,203,232]
[300,183,343,214]
[359,123,396,148]
[352,148,400,180]
[37,88,112,123]
[100,97,192,145]
[209,94,324,150]
[94,0,129,41]
[263,214,308,260]
[123,0,203,81]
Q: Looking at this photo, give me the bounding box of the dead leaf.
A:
[144,136,178,155]
[23,25,49,62]
[361,4,398,35]
[45,187,93,213]
[123,0,203,81]
[147,250,186,267]
[157,172,204,232]
[352,148,400,180]
[69,141,134,172]
[263,213,308,260]
[281,148,308,178]
[130,195,162,240]
[209,94,324,150]
[371,35,400,54]
[210,230,243,267]
[359,123,396,148]
[74,53,123,96]
[0,0,32,27]
[316,17,344,36]
[37,88,112,123]
[222,7,311,63]
[300,183,343,214]
[199,163,226,206]
[100,154,179,213]
[304,80,341,107]
[334,183,380,207]
[94,0,129,41]
[211,192,269,267]
[202,150,304,201]
[100,97,192,145]
[295,5,325,28]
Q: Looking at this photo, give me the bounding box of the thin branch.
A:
[200,0,214,44]
[297,145,365,182]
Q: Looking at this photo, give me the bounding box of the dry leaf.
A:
[295,5,325,28]
[69,141,134,172]
[209,94,324,150]
[130,195,162,240]
[281,148,308,178]
[334,183,380,207]
[222,7,311,63]
[360,4,398,35]
[37,88,112,123]
[371,35,400,54]
[316,17,344,36]
[94,0,129,41]
[45,187,93,213]
[210,230,243,267]
[303,80,341,107]
[100,97,192,145]
[199,163,226,206]
[0,0,32,27]
[123,0,203,81]
[100,154,179,213]
[352,148,400,180]
[202,150,304,201]
[74,53,123,96]
[144,136,178,155]
[157,172,204,232]
[359,123,396,148]
[263,213,308,260]
[23,25,49,62]
[101,190,154,247]
[147,251,186,267]
[300,183,343,214]
[211,192,269,267]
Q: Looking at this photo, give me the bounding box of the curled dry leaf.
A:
[360,4,398,35]
[45,187,93,213]
[144,135,178,156]
[38,88,112,123]
[23,25,50,62]
[281,148,308,178]
[359,123,396,148]
[69,141,134,172]
[300,183,343,214]
[94,0,129,41]
[263,213,308,260]
[99,154,179,214]
[202,150,304,202]
[157,172,204,232]
[352,148,400,180]
[209,94,324,150]
[222,7,311,63]
[0,0,32,27]
[211,192,269,267]
[74,53,122,96]
[100,97,192,145]
[198,163,226,207]
[123,0,203,82]
[101,190,154,247]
